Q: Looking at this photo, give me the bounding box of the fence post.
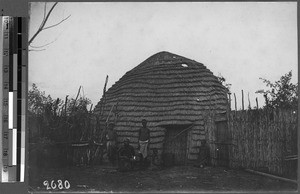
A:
[228,92,232,110]
[234,93,237,111]
[264,93,268,107]
[248,92,251,109]
[242,90,244,110]
[256,97,259,109]
[64,95,68,116]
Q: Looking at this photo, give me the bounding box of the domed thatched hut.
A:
[94,51,229,165]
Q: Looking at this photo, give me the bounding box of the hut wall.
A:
[204,112,218,166]
[187,123,206,161]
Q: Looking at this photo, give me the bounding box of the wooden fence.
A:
[228,108,297,179]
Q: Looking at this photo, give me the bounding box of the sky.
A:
[28,2,298,110]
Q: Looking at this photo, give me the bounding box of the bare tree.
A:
[29,2,71,51]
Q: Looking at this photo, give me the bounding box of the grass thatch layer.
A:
[104,83,226,96]
[101,97,227,107]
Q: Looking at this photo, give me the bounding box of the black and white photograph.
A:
[27,2,297,193]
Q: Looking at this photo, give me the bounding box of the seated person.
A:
[118,138,135,171]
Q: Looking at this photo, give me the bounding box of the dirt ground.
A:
[29,165,297,193]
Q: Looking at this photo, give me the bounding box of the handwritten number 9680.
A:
[43,180,70,190]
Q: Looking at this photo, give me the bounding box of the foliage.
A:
[260,71,298,109]
[67,97,91,114]
[28,83,94,142]
[217,74,232,93]
[28,83,53,115]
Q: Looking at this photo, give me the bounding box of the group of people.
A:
[105,119,210,171]
[105,119,155,171]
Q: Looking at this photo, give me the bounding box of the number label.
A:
[3,65,9,73]
[50,180,57,189]
[43,180,51,190]
[64,180,70,189]
[3,98,8,106]
[3,132,8,139]
[3,32,9,39]
[3,149,8,157]
[3,165,8,172]
[57,180,63,189]
[3,49,9,57]
[3,115,8,122]
[4,18,9,30]
[43,180,70,190]
[3,82,9,89]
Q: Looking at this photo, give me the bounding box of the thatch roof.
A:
[94,51,228,127]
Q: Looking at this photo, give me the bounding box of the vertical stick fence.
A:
[228,108,297,179]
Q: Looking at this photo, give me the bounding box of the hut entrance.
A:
[215,120,229,167]
[163,124,190,165]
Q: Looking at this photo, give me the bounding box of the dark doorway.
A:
[163,125,189,165]
[215,120,229,167]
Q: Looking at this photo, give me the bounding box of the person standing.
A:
[106,122,117,164]
[138,119,150,162]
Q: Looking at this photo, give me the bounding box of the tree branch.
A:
[37,2,47,30]
[28,2,58,45]
[28,48,46,52]
[29,37,58,48]
[43,14,71,30]
[43,2,47,20]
